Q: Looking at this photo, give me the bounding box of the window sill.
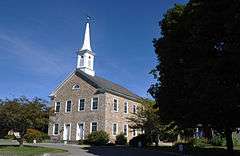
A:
[53,134,59,136]
[91,109,98,111]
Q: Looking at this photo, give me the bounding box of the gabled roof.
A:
[75,69,142,102]
[50,69,142,102]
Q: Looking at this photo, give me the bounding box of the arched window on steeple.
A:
[80,55,84,67]
[88,56,91,68]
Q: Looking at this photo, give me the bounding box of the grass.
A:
[0,145,66,155]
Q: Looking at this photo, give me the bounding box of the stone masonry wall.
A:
[48,73,106,141]
[48,72,141,143]
[104,93,141,142]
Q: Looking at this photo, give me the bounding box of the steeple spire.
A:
[76,17,95,76]
[80,17,92,51]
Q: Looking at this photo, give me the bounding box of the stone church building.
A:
[48,21,142,142]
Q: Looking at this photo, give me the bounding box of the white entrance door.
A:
[76,123,84,140]
[63,124,71,140]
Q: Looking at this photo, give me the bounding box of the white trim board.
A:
[49,70,75,97]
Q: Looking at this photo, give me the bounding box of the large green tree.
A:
[128,99,178,145]
[149,0,240,154]
[0,97,50,146]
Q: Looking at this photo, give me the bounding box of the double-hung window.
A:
[123,124,128,136]
[112,123,118,136]
[55,102,60,112]
[53,124,59,135]
[91,97,98,110]
[113,99,118,112]
[66,100,72,112]
[133,104,137,114]
[79,99,85,111]
[91,122,97,132]
[124,102,128,114]
[132,129,137,137]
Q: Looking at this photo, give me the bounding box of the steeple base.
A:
[79,67,95,76]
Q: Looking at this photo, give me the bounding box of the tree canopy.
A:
[128,99,178,145]
[0,97,50,145]
[149,0,240,153]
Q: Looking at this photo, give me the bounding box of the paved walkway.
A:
[0,140,184,156]
[27,143,95,156]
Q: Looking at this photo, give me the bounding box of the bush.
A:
[24,129,49,143]
[129,134,152,147]
[191,137,207,148]
[78,139,88,145]
[87,130,109,146]
[115,133,127,145]
[210,133,225,146]
[233,132,240,146]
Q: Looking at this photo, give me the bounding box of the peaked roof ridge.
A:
[75,69,142,101]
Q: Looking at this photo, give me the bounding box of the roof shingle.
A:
[75,69,142,102]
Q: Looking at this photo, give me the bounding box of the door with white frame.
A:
[76,122,85,140]
[63,124,71,141]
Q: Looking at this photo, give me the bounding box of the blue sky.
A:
[0,0,187,100]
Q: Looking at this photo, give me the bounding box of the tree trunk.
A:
[155,134,159,146]
[17,137,24,147]
[225,127,234,155]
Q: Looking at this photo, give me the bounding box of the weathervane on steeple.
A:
[86,15,91,23]
[86,15,95,23]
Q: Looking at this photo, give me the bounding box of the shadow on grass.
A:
[147,146,240,156]
[82,145,240,156]
[188,147,240,156]
[82,146,179,156]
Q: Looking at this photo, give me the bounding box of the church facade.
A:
[48,21,142,142]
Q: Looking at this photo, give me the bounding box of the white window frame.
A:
[65,100,72,113]
[78,98,85,111]
[76,122,85,140]
[113,98,119,112]
[112,123,118,136]
[90,122,98,133]
[91,97,99,111]
[55,102,61,113]
[53,123,59,135]
[124,101,128,114]
[123,124,128,137]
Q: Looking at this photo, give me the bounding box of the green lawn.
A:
[0,145,66,155]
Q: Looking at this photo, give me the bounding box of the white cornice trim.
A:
[49,70,75,97]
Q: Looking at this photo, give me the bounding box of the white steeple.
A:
[80,22,92,51]
[77,19,95,76]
